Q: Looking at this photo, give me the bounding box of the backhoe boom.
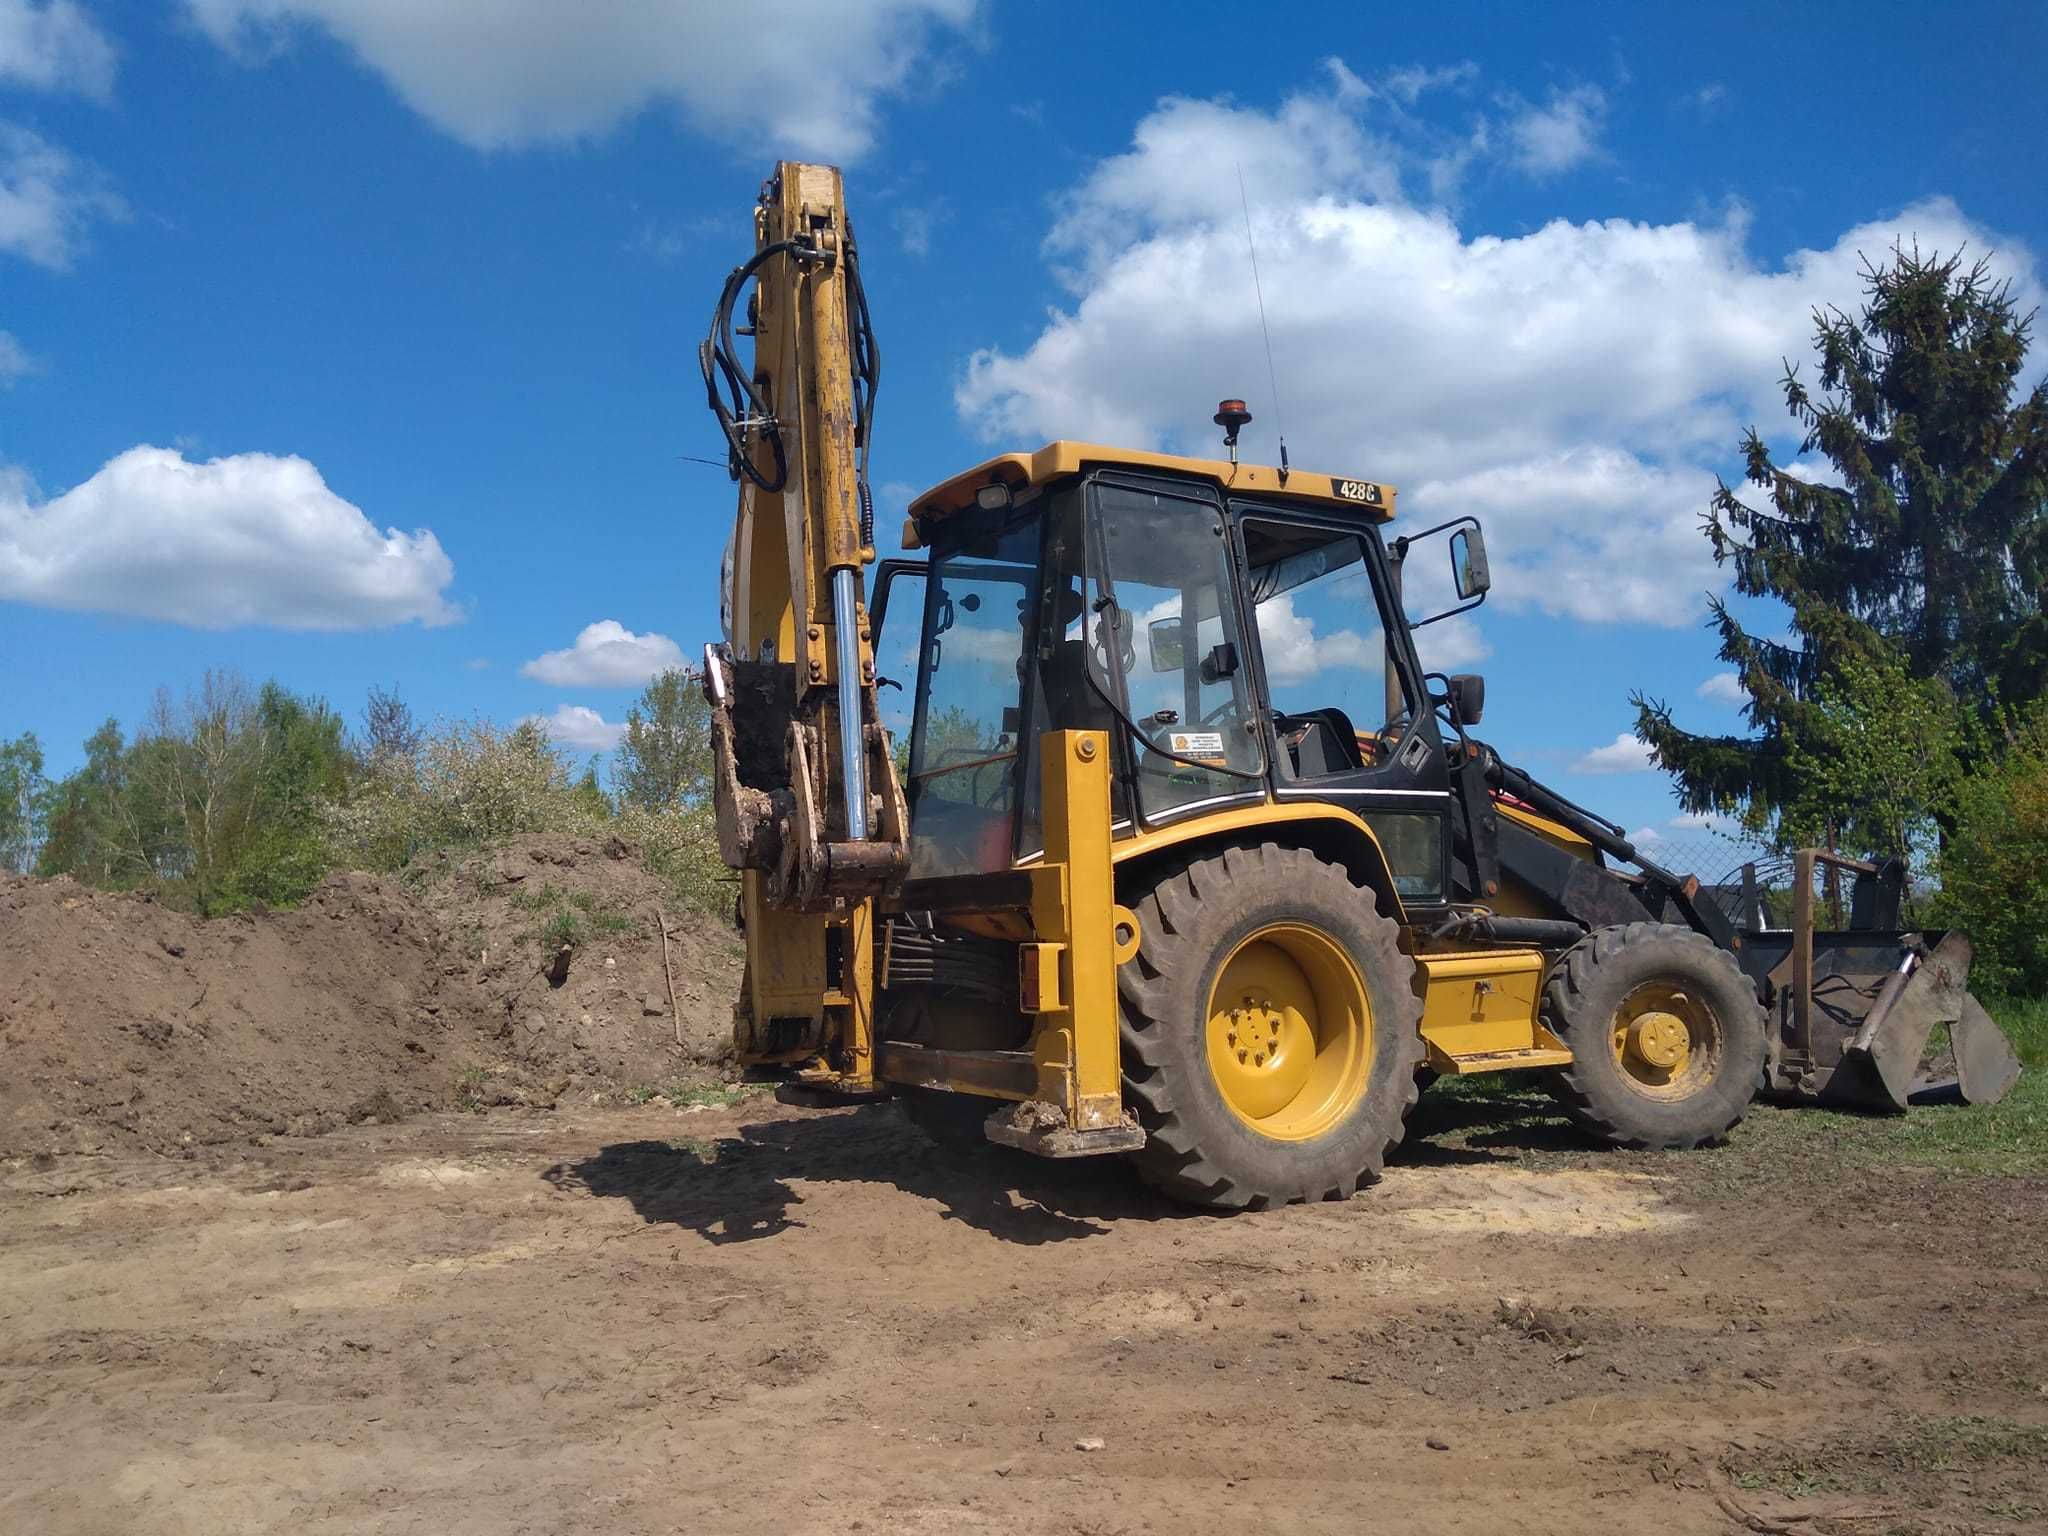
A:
[700,162,908,1065]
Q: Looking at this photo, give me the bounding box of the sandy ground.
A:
[4,1093,2045,1536]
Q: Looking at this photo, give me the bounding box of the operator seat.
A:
[1277,706,1366,778]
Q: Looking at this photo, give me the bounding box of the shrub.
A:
[324,717,732,919]
[324,718,584,870]
[1935,709,2048,995]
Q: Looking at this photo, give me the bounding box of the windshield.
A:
[905,496,1042,879]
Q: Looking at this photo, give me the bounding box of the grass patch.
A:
[1722,1414,2048,1504]
[1891,1413,2048,1471]
[622,1080,763,1110]
[455,1065,490,1114]
[1722,994,2048,1180]
[516,884,639,951]
[669,1082,761,1109]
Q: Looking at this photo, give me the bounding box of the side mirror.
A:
[1148,615,1186,672]
[1449,672,1485,726]
[1199,642,1239,686]
[1450,526,1490,600]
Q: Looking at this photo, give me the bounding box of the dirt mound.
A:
[1,870,471,1156]
[410,832,743,1090]
[0,836,743,1158]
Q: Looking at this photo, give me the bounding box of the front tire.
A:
[1119,845,1424,1209]
[1542,922,1765,1149]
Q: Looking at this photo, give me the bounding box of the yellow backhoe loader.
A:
[698,163,2020,1210]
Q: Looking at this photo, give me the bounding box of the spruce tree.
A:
[1635,243,2048,847]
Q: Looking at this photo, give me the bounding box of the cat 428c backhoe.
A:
[697,163,2021,1210]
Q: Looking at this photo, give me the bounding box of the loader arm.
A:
[700,163,909,1069]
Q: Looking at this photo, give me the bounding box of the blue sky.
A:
[3,0,2044,873]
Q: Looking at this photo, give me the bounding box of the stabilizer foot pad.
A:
[983,1101,1147,1158]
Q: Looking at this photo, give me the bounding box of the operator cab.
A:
[870,432,1490,911]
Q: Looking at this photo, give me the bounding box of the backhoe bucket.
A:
[1745,851,2023,1112]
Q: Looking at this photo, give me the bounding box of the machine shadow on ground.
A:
[1396,1076,1599,1166]
[542,1083,1602,1243]
[542,1103,1174,1245]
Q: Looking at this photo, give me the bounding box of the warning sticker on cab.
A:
[1168,731,1226,756]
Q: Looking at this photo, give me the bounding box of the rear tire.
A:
[1119,845,1424,1209]
[1542,922,1764,1149]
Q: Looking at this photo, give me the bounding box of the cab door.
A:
[869,558,925,783]
[1232,506,1455,909]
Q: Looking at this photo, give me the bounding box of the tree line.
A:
[0,668,719,917]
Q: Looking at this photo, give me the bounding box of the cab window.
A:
[1240,519,1412,781]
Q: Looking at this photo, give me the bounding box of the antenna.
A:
[1236,162,1289,483]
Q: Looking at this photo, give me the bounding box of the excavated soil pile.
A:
[410,832,743,1091]
[0,835,742,1157]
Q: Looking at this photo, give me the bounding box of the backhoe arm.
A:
[700,163,909,1064]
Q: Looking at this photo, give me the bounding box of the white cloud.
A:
[1378,61,1478,106]
[955,83,2038,632]
[894,202,937,259]
[1670,809,1739,834]
[1697,672,1746,704]
[1630,825,1665,844]
[1413,613,1490,674]
[184,0,978,158]
[1405,450,1720,627]
[525,703,624,754]
[0,445,459,629]
[0,328,32,384]
[1574,731,1653,774]
[0,0,116,99]
[1780,455,1845,488]
[1253,592,1378,684]
[1505,85,1606,176]
[0,121,126,268]
[521,619,685,688]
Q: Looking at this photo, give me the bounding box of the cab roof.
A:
[901,440,1397,549]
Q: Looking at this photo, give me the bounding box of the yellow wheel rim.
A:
[1204,923,1373,1142]
[1609,981,1721,1100]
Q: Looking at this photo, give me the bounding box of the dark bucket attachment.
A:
[1752,850,2021,1113]
[1816,933,1970,1112]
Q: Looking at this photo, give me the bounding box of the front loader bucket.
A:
[1819,932,1971,1112]
[1746,850,2021,1112]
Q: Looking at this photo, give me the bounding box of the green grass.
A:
[1723,1413,2048,1505]
[512,883,639,951]
[1729,994,2048,1179]
[621,1080,763,1110]
[1892,1414,2048,1471]
[454,1065,490,1114]
[668,1082,761,1109]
